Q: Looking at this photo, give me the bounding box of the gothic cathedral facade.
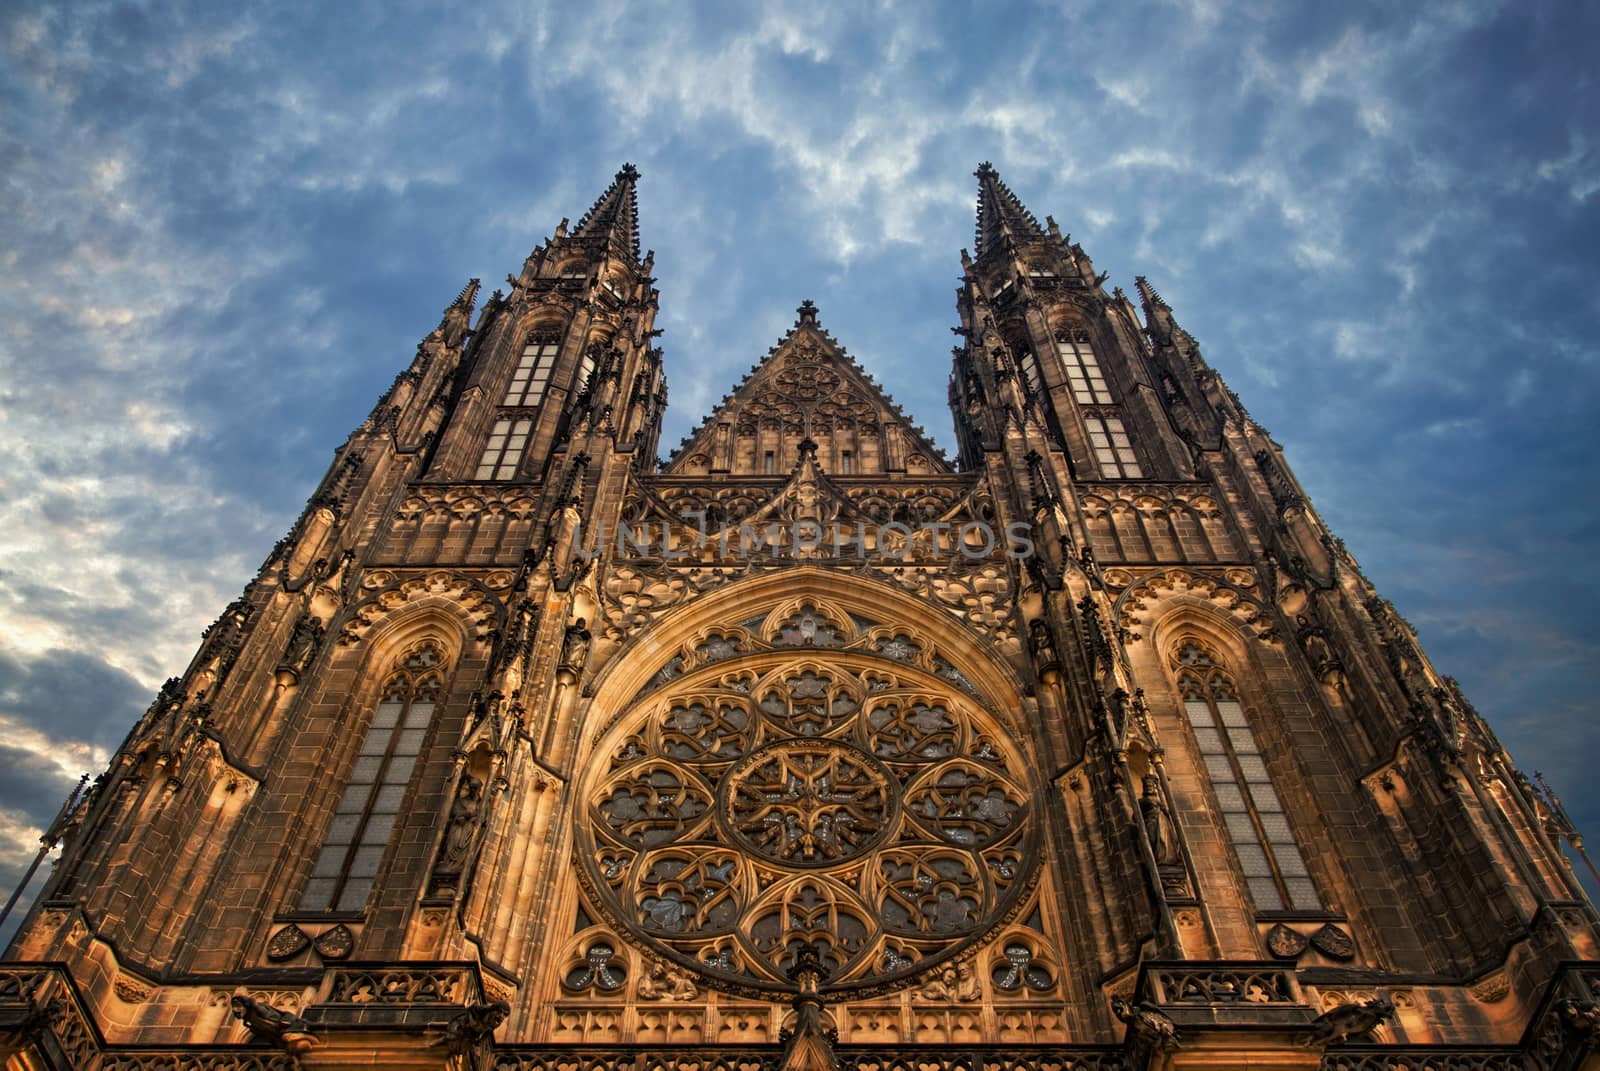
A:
[4,165,1598,1071]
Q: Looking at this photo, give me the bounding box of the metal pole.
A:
[0,774,89,934]
[1535,771,1600,892]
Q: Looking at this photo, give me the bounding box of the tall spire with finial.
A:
[573,162,643,264]
[973,161,1045,259]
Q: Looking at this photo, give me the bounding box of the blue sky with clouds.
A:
[1,0,1597,933]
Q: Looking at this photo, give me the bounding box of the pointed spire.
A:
[573,163,642,263]
[434,277,480,348]
[1135,276,1176,345]
[973,162,1044,258]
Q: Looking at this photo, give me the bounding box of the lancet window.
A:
[505,338,559,406]
[1084,413,1142,478]
[1056,333,1113,405]
[1175,642,1319,912]
[299,642,446,912]
[475,417,533,480]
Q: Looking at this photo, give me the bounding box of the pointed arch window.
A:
[1057,333,1113,405]
[1019,350,1044,397]
[1084,413,1142,478]
[475,418,532,480]
[300,642,445,912]
[505,338,559,406]
[1175,642,1320,912]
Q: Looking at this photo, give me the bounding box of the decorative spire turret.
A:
[573,162,643,264]
[1135,276,1176,346]
[424,277,481,351]
[974,162,1044,259]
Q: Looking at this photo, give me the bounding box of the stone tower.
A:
[4,165,1597,1070]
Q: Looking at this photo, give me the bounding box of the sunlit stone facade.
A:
[4,165,1597,1070]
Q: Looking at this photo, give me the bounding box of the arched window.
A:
[505,336,559,406]
[1174,641,1319,912]
[1018,349,1044,397]
[1084,412,1142,478]
[299,642,445,912]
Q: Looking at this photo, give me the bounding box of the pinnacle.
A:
[1135,275,1168,308]
[452,278,481,309]
[573,163,643,262]
[973,162,1044,258]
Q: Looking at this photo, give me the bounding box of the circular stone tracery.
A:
[578,645,1037,998]
[721,738,897,866]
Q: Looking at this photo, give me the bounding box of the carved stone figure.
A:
[561,618,592,675]
[1028,617,1059,672]
[1557,998,1600,1047]
[917,962,979,1002]
[280,613,324,674]
[1300,998,1396,1047]
[229,994,317,1053]
[435,775,484,879]
[637,961,699,1001]
[1111,995,1180,1052]
[1139,773,1176,865]
[441,999,510,1055]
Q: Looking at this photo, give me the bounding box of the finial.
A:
[798,438,818,459]
[780,943,837,1071]
[617,162,640,182]
[1135,275,1167,308]
[975,161,997,179]
[797,299,819,325]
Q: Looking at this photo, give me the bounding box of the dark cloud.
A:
[0,647,149,754]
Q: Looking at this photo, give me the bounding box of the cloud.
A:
[1,0,1598,931]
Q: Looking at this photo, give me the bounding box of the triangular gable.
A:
[665,301,951,476]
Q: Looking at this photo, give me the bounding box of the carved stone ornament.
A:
[264,924,311,962]
[576,646,1037,999]
[1265,923,1308,960]
[313,923,354,960]
[1309,923,1356,961]
[1470,970,1512,1004]
[112,973,154,1003]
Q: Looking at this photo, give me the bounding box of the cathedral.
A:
[4,164,1598,1071]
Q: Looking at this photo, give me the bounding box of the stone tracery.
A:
[577,606,1036,997]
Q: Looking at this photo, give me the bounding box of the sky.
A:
[1,0,1597,938]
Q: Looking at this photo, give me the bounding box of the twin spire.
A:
[567,160,1046,268]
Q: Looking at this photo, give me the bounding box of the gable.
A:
[665,304,951,477]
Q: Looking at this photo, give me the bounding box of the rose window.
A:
[578,612,1037,998]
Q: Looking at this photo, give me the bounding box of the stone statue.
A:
[1139,773,1176,865]
[438,775,484,874]
[229,994,317,1053]
[280,613,324,674]
[561,618,592,675]
[1028,618,1059,668]
[917,962,979,1002]
[637,961,699,1001]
